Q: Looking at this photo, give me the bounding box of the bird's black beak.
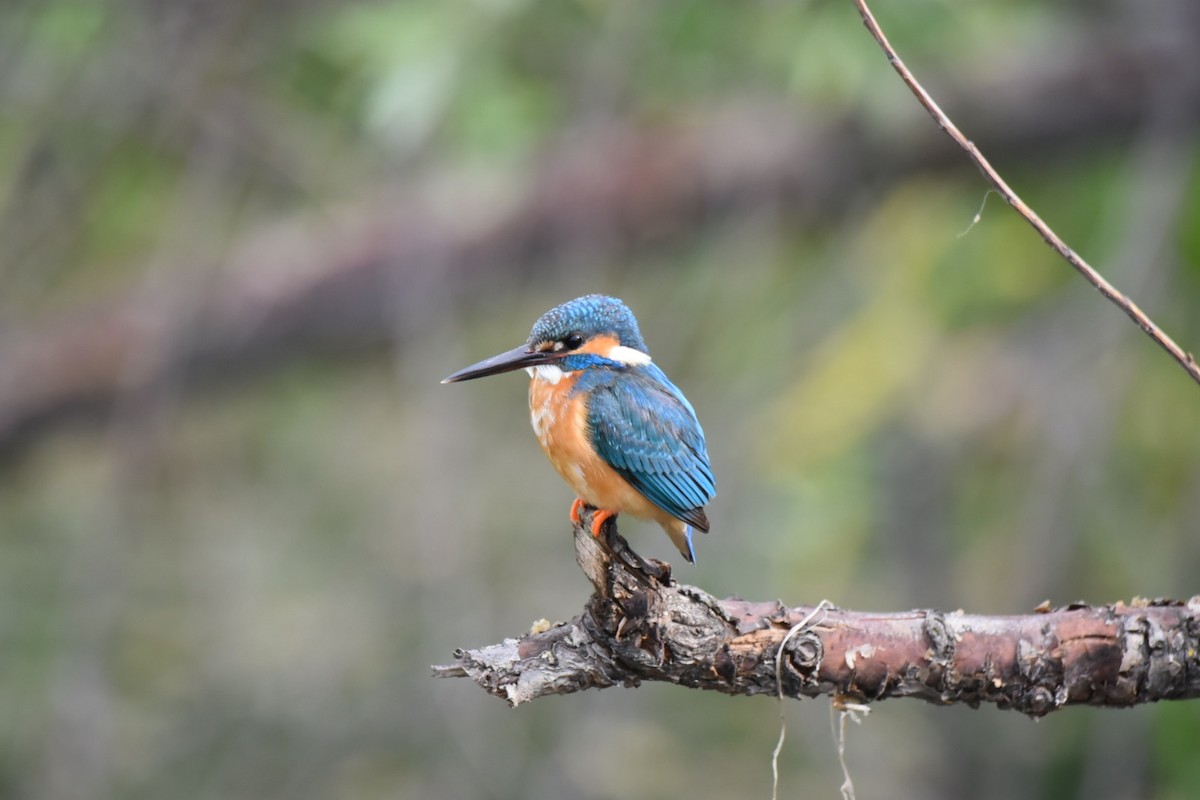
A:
[441,344,561,383]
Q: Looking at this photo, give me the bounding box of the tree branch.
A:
[434,509,1200,715]
[851,0,1200,387]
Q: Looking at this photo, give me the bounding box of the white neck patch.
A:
[606,345,653,367]
[525,364,570,384]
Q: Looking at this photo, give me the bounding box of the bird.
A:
[442,294,716,563]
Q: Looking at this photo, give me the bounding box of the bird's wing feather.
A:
[585,366,716,530]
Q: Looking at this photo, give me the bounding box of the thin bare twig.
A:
[852,0,1200,387]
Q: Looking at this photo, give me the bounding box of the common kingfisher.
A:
[442,295,716,563]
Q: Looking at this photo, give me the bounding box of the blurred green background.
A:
[1,0,1198,798]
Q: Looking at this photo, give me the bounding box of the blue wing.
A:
[584,365,716,530]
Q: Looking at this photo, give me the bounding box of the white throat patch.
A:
[525,364,570,384]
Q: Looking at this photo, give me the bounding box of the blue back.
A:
[578,364,716,529]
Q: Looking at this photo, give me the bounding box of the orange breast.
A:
[528,373,662,521]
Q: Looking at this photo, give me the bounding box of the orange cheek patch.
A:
[576,334,621,357]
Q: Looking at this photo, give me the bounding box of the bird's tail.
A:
[663,518,698,564]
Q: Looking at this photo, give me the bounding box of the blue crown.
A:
[528,295,648,353]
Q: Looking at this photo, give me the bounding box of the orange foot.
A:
[569,498,586,525]
[590,509,616,539]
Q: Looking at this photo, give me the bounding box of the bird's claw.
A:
[590,509,616,538]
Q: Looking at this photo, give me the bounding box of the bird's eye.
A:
[563,332,584,350]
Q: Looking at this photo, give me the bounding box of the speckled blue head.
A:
[528,295,648,354]
[441,294,652,384]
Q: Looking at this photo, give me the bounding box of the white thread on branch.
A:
[771,600,831,800]
[958,189,997,238]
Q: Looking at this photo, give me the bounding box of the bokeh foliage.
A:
[0,0,1198,798]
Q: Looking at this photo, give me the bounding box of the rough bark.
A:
[433,508,1200,715]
